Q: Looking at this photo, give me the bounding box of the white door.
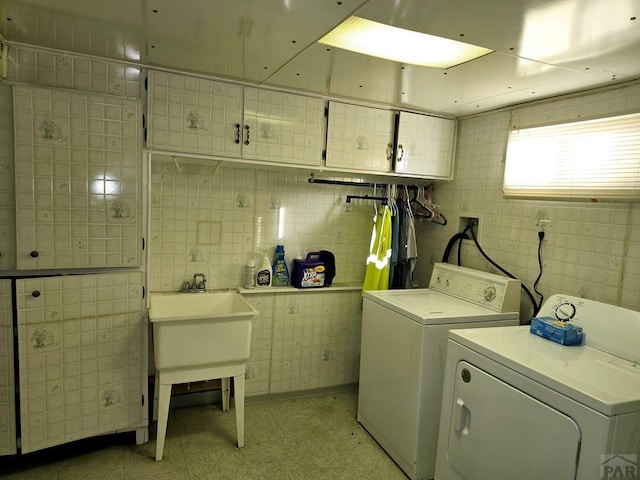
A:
[325,101,394,172]
[147,70,243,158]
[0,280,16,455]
[16,273,146,453]
[395,111,456,178]
[243,88,324,166]
[13,86,142,269]
[444,361,581,480]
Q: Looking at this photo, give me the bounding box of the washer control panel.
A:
[429,263,521,313]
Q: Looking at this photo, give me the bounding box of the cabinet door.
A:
[13,86,142,270]
[0,84,14,272]
[16,273,146,454]
[395,112,456,178]
[325,101,395,173]
[0,280,16,456]
[147,71,243,158]
[243,88,324,166]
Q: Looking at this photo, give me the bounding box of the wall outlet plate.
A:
[459,215,481,243]
[538,219,551,232]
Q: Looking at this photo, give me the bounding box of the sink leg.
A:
[234,374,245,448]
[155,381,172,461]
[153,372,159,422]
[221,377,230,413]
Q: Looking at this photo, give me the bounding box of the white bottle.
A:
[255,255,272,287]
[243,259,256,289]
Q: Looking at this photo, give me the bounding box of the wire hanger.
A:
[408,186,434,219]
[421,184,447,226]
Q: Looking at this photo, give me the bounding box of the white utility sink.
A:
[148,291,258,461]
[149,291,258,370]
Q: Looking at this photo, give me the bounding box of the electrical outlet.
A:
[538,219,551,232]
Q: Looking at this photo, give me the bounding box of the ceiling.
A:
[1,0,639,117]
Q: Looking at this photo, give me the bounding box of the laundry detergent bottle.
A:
[255,254,272,287]
[272,244,290,287]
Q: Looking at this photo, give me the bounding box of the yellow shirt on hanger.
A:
[362,204,393,294]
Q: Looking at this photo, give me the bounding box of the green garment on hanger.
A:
[362,204,393,294]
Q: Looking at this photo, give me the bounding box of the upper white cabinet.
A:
[325,101,395,173]
[147,72,455,179]
[147,71,324,166]
[243,87,324,166]
[147,70,243,158]
[326,101,456,179]
[13,86,142,270]
[395,111,456,179]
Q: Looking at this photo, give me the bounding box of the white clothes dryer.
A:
[358,263,521,480]
[434,294,640,480]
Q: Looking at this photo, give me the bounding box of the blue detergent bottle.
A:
[272,245,290,287]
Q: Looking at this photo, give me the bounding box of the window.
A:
[503,112,640,199]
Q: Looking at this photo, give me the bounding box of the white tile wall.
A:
[149,160,374,292]
[16,272,145,453]
[416,80,640,318]
[7,46,140,98]
[0,280,16,455]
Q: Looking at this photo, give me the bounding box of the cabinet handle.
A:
[32,290,41,298]
[235,123,241,144]
[386,143,393,161]
[30,251,39,258]
[244,125,250,145]
[397,144,405,163]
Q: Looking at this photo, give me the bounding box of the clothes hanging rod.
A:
[346,195,388,204]
[308,175,380,188]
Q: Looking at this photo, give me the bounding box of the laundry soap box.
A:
[530,316,584,346]
[292,252,327,288]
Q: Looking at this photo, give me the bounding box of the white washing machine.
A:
[358,263,521,480]
[435,294,640,480]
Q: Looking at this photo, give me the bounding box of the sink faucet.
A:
[182,273,206,293]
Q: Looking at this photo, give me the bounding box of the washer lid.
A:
[363,289,519,325]
[449,326,640,416]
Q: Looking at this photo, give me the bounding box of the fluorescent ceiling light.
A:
[318,16,493,69]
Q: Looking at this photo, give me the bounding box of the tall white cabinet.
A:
[15,273,147,453]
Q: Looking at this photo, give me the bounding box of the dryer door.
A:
[445,361,580,480]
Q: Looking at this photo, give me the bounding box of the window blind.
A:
[503,112,640,199]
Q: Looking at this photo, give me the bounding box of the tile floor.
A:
[1,389,407,479]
